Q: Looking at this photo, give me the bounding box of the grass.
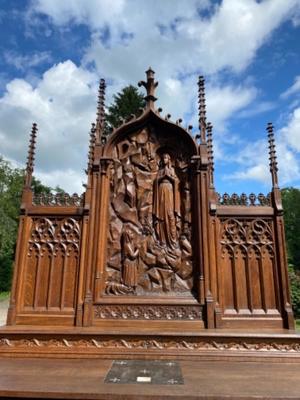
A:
[296,320,300,331]
[0,292,10,301]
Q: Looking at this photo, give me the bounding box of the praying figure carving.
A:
[153,154,181,249]
[122,225,139,291]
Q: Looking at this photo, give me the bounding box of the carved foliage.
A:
[105,126,194,296]
[0,336,300,354]
[24,218,81,311]
[220,218,277,314]
[33,193,84,206]
[94,305,202,320]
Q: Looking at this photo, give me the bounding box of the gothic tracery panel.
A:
[220,218,278,314]
[23,217,80,311]
[105,126,195,296]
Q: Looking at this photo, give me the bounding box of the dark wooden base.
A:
[0,325,300,361]
[1,357,300,399]
[0,326,300,398]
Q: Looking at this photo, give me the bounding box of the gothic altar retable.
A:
[1,68,298,361]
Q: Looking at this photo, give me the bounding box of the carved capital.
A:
[190,155,202,173]
[99,157,113,176]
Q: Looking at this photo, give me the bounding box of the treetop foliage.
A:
[282,187,300,270]
[0,156,58,291]
[106,85,145,130]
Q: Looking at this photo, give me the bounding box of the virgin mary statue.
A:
[153,153,181,249]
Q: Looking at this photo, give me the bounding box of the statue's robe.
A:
[153,166,181,249]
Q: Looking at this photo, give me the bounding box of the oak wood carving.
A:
[6,68,294,335]
[105,127,194,297]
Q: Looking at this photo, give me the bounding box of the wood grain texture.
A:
[6,70,295,342]
[0,357,300,399]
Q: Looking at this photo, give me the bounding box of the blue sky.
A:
[0,0,300,195]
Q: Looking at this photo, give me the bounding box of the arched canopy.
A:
[103,108,198,158]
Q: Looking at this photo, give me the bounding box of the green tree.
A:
[0,158,23,291]
[282,187,300,318]
[106,85,145,130]
[0,157,54,291]
[282,187,300,269]
[288,265,300,318]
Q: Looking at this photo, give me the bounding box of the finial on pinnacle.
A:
[87,123,96,173]
[198,75,207,143]
[25,122,38,188]
[138,67,158,109]
[267,122,279,189]
[207,122,214,188]
[95,78,106,145]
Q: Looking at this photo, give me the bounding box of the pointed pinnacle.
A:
[95,78,106,144]
[138,68,158,110]
[198,75,207,143]
[25,122,38,187]
[266,122,279,188]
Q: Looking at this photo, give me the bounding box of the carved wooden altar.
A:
[1,69,297,361]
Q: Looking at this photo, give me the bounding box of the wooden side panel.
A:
[17,217,81,325]
[218,218,282,328]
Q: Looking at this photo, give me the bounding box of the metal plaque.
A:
[104,360,184,385]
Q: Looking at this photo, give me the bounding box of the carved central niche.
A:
[105,125,195,296]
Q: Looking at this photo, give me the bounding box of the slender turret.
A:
[198,76,207,143]
[87,123,96,173]
[267,122,279,189]
[138,67,158,110]
[24,122,38,188]
[207,122,214,188]
[95,78,106,145]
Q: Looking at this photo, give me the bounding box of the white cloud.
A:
[281,107,300,152]
[0,60,98,193]
[229,164,270,184]
[276,141,300,185]
[281,76,300,99]
[35,169,86,193]
[0,58,257,193]
[178,0,299,73]
[237,101,277,119]
[31,0,126,30]
[228,143,300,187]
[1,0,299,192]
[205,83,257,130]
[3,51,52,71]
[225,110,300,187]
[30,0,299,75]
[291,5,300,26]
